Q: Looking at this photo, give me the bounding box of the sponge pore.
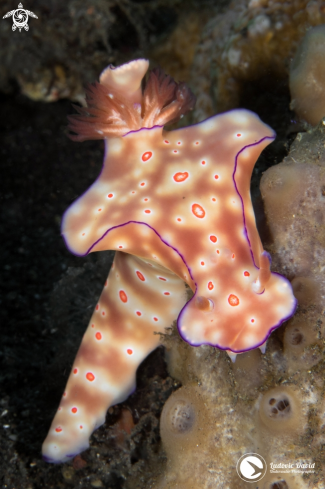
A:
[283,318,321,371]
[167,399,196,434]
[266,395,291,419]
[259,386,301,434]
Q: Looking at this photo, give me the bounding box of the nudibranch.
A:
[42,59,296,463]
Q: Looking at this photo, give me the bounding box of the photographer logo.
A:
[3,3,38,32]
[236,453,267,482]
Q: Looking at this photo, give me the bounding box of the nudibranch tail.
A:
[42,251,187,463]
[68,59,196,142]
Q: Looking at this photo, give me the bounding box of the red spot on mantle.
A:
[192,203,206,218]
[119,290,128,303]
[210,235,217,243]
[142,151,152,162]
[208,281,214,290]
[136,271,145,281]
[127,349,133,355]
[173,172,189,182]
[86,372,95,382]
[228,294,240,306]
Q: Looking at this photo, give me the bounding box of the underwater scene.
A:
[1,0,325,488]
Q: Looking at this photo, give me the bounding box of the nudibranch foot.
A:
[226,350,238,363]
[259,341,267,354]
[42,251,187,463]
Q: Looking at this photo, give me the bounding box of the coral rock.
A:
[290,25,325,125]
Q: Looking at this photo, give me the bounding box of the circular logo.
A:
[236,453,267,482]
[13,9,28,28]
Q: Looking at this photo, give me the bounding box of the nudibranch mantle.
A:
[42,59,296,463]
[63,113,295,351]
